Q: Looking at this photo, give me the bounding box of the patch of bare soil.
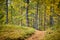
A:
[25,30,46,40]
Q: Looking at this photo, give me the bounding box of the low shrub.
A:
[44,26,60,40]
[0,24,35,40]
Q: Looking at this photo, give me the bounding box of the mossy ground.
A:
[0,24,35,40]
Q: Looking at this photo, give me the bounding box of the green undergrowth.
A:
[0,24,35,40]
[44,25,60,40]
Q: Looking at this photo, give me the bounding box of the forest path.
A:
[25,30,46,40]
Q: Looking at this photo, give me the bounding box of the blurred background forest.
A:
[0,0,60,40]
[0,0,60,30]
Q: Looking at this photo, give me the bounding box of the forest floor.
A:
[25,30,46,40]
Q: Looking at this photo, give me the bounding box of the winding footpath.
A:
[25,30,46,40]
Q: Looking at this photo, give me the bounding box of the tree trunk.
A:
[11,6,13,24]
[6,0,8,24]
[44,3,46,31]
[26,0,29,27]
[34,2,39,30]
[20,7,23,26]
[50,6,54,27]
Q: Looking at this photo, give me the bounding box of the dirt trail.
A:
[25,30,46,40]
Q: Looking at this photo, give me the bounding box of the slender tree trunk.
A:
[39,3,42,29]
[50,6,54,27]
[50,0,55,27]
[26,0,29,27]
[11,6,13,24]
[33,18,35,28]
[50,15,54,27]
[34,1,39,30]
[20,7,23,26]
[6,0,8,24]
[44,3,46,30]
[39,10,41,27]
